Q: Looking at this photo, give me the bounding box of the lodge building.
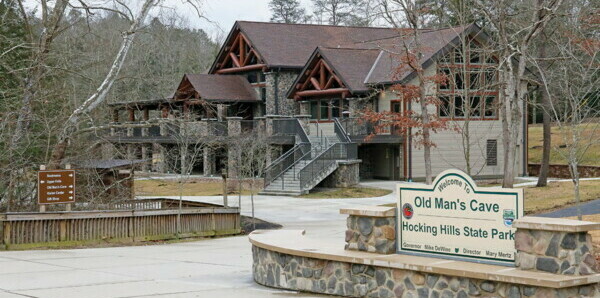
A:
[103,21,527,195]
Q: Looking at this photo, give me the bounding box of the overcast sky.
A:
[167,0,314,38]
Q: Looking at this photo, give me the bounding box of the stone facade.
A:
[322,161,361,188]
[345,214,396,254]
[265,70,299,116]
[515,229,598,275]
[252,245,599,298]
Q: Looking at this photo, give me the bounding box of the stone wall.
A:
[265,71,299,116]
[515,229,598,275]
[528,164,600,179]
[252,245,599,298]
[321,161,361,188]
[345,214,396,254]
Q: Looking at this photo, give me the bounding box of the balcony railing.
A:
[338,117,402,136]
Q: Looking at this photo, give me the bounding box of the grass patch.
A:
[296,187,391,199]
[135,178,258,196]
[528,123,600,166]
[379,180,600,214]
[523,180,600,214]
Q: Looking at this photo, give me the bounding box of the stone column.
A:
[217,104,228,122]
[227,145,240,180]
[513,217,600,275]
[294,114,311,136]
[340,206,396,254]
[264,115,279,136]
[254,117,266,137]
[126,144,136,160]
[321,160,361,187]
[140,144,150,172]
[203,147,216,176]
[152,143,166,173]
[227,117,242,136]
[299,101,310,115]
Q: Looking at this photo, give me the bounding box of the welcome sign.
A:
[397,169,523,265]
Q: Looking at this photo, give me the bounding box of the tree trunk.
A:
[536,39,551,187]
[47,0,158,168]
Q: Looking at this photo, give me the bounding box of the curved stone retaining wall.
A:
[252,245,599,297]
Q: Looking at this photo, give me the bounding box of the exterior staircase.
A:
[260,119,357,196]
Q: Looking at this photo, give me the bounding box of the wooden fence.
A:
[0,207,240,250]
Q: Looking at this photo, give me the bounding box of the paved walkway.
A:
[0,182,398,298]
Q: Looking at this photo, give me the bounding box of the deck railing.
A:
[0,205,240,250]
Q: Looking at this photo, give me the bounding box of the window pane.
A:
[320,100,329,120]
[331,99,340,118]
[392,102,401,113]
[485,70,497,90]
[440,68,451,90]
[439,96,451,118]
[455,72,464,90]
[454,96,465,118]
[470,96,481,117]
[260,87,266,101]
[484,96,496,118]
[454,48,464,64]
[310,101,319,119]
[469,72,481,90]
[247,72,258,84]
[440,52,451,64]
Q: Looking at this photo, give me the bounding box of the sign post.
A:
[397,169,523,266]
[38,165,76,212]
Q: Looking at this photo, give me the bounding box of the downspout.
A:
[523,92,529,177]
[408,101,413,182]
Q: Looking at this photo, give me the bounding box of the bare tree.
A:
[472,0,565,187]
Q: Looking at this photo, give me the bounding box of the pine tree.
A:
[269,0,308,24]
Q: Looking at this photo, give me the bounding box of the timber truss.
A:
[214,31,265,74]
[292,55,349,100]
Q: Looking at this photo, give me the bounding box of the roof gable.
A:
[174,74,259,102]
[288,47,381,99]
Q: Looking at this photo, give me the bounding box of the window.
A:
[391,101,402,113]
[260,87,266,101]
[455,72,464,90]
[309,99,346,121]
[437,38,498,120]
[438,96,451,118]
[454,96,465,118]
[470,96,481,117]
[486,139,498,166]
[440,68,451,90]
[310,101,319,119]
[484,96,497,118]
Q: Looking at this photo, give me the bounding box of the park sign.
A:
[38,169,76,204]
[397,169,523,266]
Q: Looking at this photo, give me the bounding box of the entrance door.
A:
[389,145,402,180]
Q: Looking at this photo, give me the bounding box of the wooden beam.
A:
[215,64,266,74]
[239,36,245,65]
[320,62,326,87]
[229,52,241,67]
[309,77,322,90]
[296,88,349,97]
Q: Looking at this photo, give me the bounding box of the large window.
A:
[437,39,498,120]
[309,99,347,121]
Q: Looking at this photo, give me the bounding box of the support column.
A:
[227,145,240,180]
[217,104,228,122]
[180,145,188,175]
[299,101,310,115]
[152,143,166,173]
[126,144,136,160]
[227,117,242,136]
[203,147,216,176]
[141,144,150,172]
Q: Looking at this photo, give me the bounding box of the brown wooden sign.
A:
[38,170,76,204]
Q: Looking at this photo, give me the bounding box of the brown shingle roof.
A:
[176,74,259,102]
[363,25,475,84]
[218,21,403,70]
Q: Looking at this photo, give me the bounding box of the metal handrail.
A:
[264,143,311,187]
[333,118,351,143]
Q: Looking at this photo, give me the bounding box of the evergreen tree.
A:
[269,0,308,24]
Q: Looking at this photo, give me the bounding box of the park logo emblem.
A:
[503,209,516,227]
[402,203,414,220]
